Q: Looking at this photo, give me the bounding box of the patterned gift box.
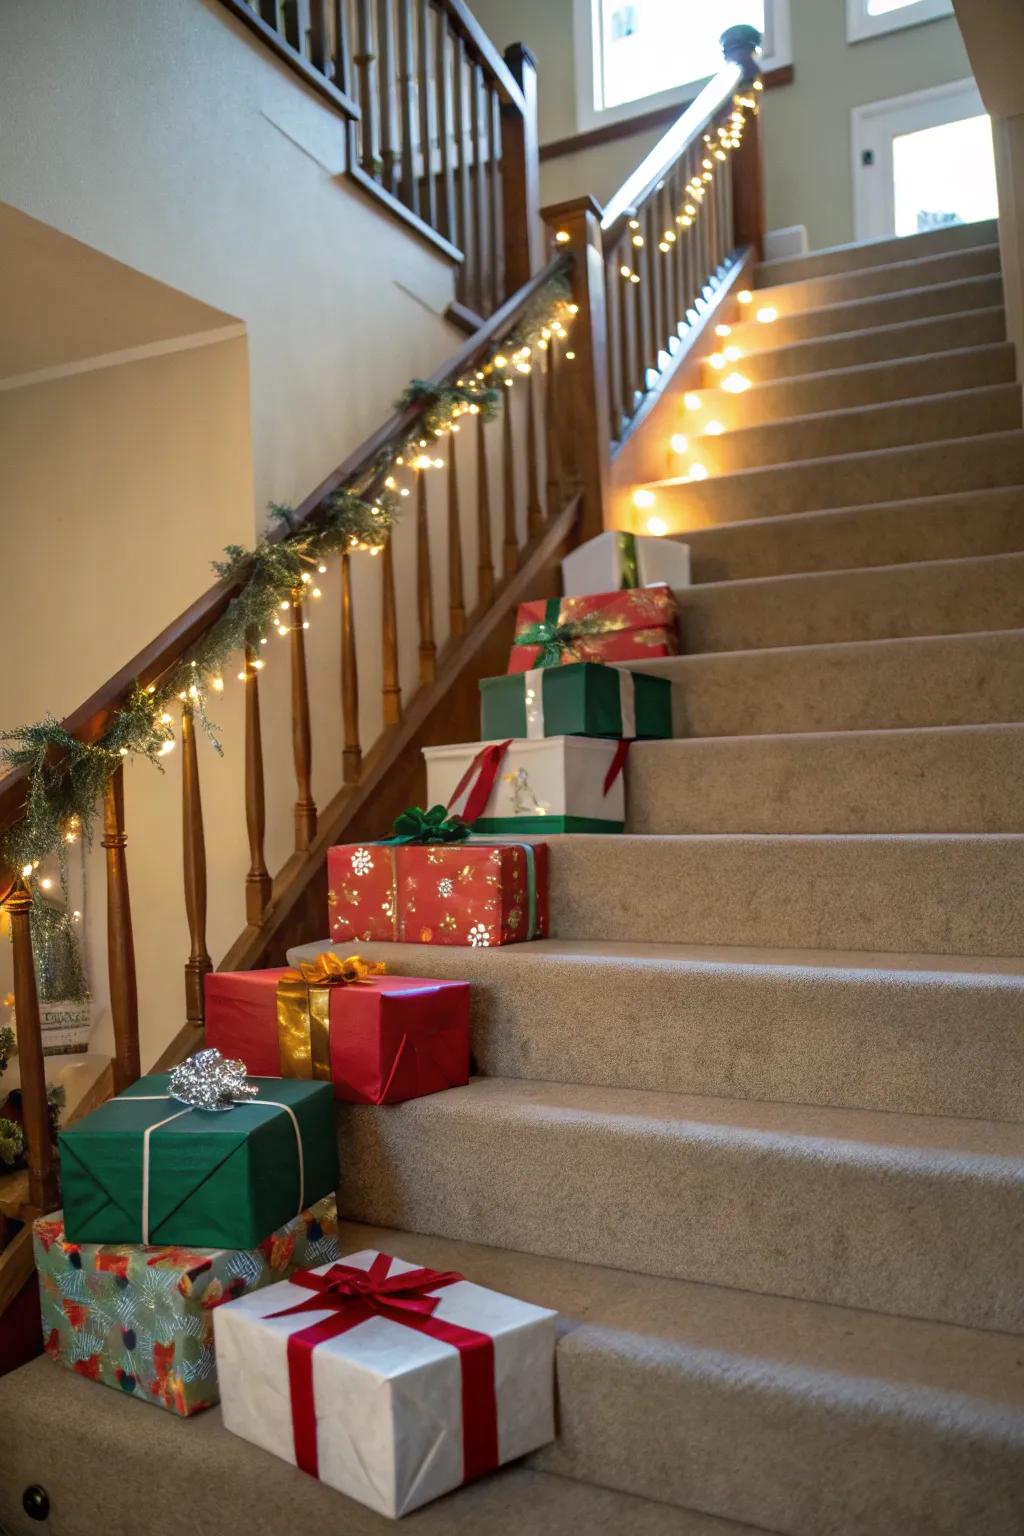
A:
[508,585,679,673]
[327,838,548,947]
[561,529,691,596]
[480,662,672,740]
[205,961,470,1104]
[33,1195,340,1417]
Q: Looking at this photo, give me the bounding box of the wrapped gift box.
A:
[426,736,625,834]
[215,1249,557,1517]
[60,1072,338,1248]
[562,529,690,596]
[327,837,547,947]
[33,1195,340,1417]
[481,662,671,740]
[508,586,679,673]
[205,962,469,1104]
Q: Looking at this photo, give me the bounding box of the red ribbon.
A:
[447,740,512,825]
[603,738,631,795]
[268,1254,499,1484]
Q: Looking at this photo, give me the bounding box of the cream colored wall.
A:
[473,0,974,248]
[0,0,492,1073]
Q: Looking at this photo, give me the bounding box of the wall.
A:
[473,0,974,248]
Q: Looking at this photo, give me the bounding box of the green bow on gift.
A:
[384,805,471,844]
[514,602,612,667]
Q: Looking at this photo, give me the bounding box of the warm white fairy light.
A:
[715,324,732,338]
[756,307,778,324]
[724,345,743,362]
[671,434,689,454]
[705,420,724,435]
[684,392,702,411]
[709,353,726,370]
[722,372,751,394]
[737,290,753,305]
[687,463,709,481]
[647,517,668,536]
[632,488,656,509]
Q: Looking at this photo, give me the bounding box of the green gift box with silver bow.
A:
[480,662,671,741]
[59,1071,338,1249]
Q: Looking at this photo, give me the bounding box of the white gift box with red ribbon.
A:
[424,735,627,832]
[214,1249,557,1518]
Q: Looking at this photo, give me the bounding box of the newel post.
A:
[541,196,612,540]
[5,879,60,1212]
[722,25,766,260]
[501,44,543,296]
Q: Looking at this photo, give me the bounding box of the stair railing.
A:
[541,25,765,469]
[0,253,579,1227]
[218,0,541,316]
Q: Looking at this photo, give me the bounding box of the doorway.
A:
[851,78,998,243]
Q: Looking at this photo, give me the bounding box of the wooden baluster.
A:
[544,332,565,513]
[488,86,503,314]
[243,638,272,923]
[722,27,765,259]
[447,434,466,636]
[453,35,473,305]
[377,0,399,193]
[340,552,362,780]
[309,0,329,71]
[476,408,494,604]
[417,0,437,229]
[6,880,59,1211]
[470,62,488,314]
[290,594,318,851]
[436,11,456,244]
[604,252,621,440]
[618,237,637,417]
[260,1,284,33]
[646,201,664,371]
[102,765,140,1090]
[331,0,351,93]
[397,0,418,213]
[525,363,543,538]
[381,533,402,724]
[354,0,380,178]
[500,43,542,297]
[181,703,212,1030]
[706,148,720,276]
[289,0,312,57]
[663,180,679,338]
[723,138,736,255]
[501,385,518,574]
[631,227,647,398]
[416,470,437,683]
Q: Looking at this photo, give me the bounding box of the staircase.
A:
[2,130,1022,1536]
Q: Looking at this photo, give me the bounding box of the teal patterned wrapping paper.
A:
[33,1194,340,1416]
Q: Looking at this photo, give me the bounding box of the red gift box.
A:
[205,965,470,1104]
[326,840,548,947]
[508,585,679,672]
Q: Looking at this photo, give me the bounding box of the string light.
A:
[633,488,656,510]
[684,393,702,411]
[723,345,743,362]
[709,353,726,370]
[756,306,778,324]
[737,290,753,305]
[687,463,709,481]
[671,434,689,454]
[554,230,570,244]
[715,324,732,338]
[705,420,724,435]
[722,372,751,394]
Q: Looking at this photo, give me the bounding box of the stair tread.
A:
[672,482,1024,543]
[685,381,1020,444]
[335,1220,1024,1413]
[289,933,1024,981]
[727,271,1002,340]
[754,242,1002,307]
[725,303,1005,379]
[634,621,1024,668]
[755,219,998,285]
[680,547,1024,594]
[367,1075,1024,1161]
[0,1362,749,1536]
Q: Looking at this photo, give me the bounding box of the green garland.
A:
[0,270,576,882]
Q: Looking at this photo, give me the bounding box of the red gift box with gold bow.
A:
[508,584,679,672]
[204,955,469,1105]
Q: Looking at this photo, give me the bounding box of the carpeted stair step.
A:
[540,832,1024,955]
[287,936,1024,1121]
[638,430,1024,523]
[747,241,1001,318]
[674,341,1016,432]
[674,552,1024,653]
[629,629,1024,738]
[720,305,1005,385]
[674,385,1021,476]
[720,273,1002,355]
[755,217,998,286]
[625,724,1024,833]
[338,1079,1024,1331]
[0,1361,744,1536]
[677,486,1024,581]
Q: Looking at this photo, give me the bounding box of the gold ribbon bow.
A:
[277,952,387,1080]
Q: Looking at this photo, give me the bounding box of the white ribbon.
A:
[124,1094,306,1245]
[523,666,636,739]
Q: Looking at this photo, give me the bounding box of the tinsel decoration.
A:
[31,894,90,1003]
[168,1048,259,1112]
[0,1118,23,1168]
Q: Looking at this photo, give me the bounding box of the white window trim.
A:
[846,0,955,46]
[572,0,791,136]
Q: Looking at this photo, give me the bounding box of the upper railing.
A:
[219,0,541,316]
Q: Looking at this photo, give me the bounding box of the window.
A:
[592,0,789,117]
[847,0,954,45]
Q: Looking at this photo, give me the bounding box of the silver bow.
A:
[168,1048,260,1113]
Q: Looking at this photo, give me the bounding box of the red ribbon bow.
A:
[269,1254,499,1484]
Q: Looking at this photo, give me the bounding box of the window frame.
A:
[846,0,955,46]
[573,0,791,134]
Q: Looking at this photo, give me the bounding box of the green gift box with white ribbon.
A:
[480,662,672,741]
[59,1071,338,1249]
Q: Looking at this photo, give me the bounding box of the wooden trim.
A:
[0,1227,34,1317]
[215,0,360,120]
[437,0,527,116]
[444,299,487,335]
[346,142,465,264]
[539,65,794,163]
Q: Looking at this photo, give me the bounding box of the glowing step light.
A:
[632,488,656,510]
[722,372,751,394]
[684,393,702,411]
[646,517,668,536]
[756,306,779,324]
[670,434,689,454]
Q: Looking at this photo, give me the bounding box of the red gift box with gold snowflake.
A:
[507,584,679,672]
[327,821,548,948]
[32,1195,339,1416]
